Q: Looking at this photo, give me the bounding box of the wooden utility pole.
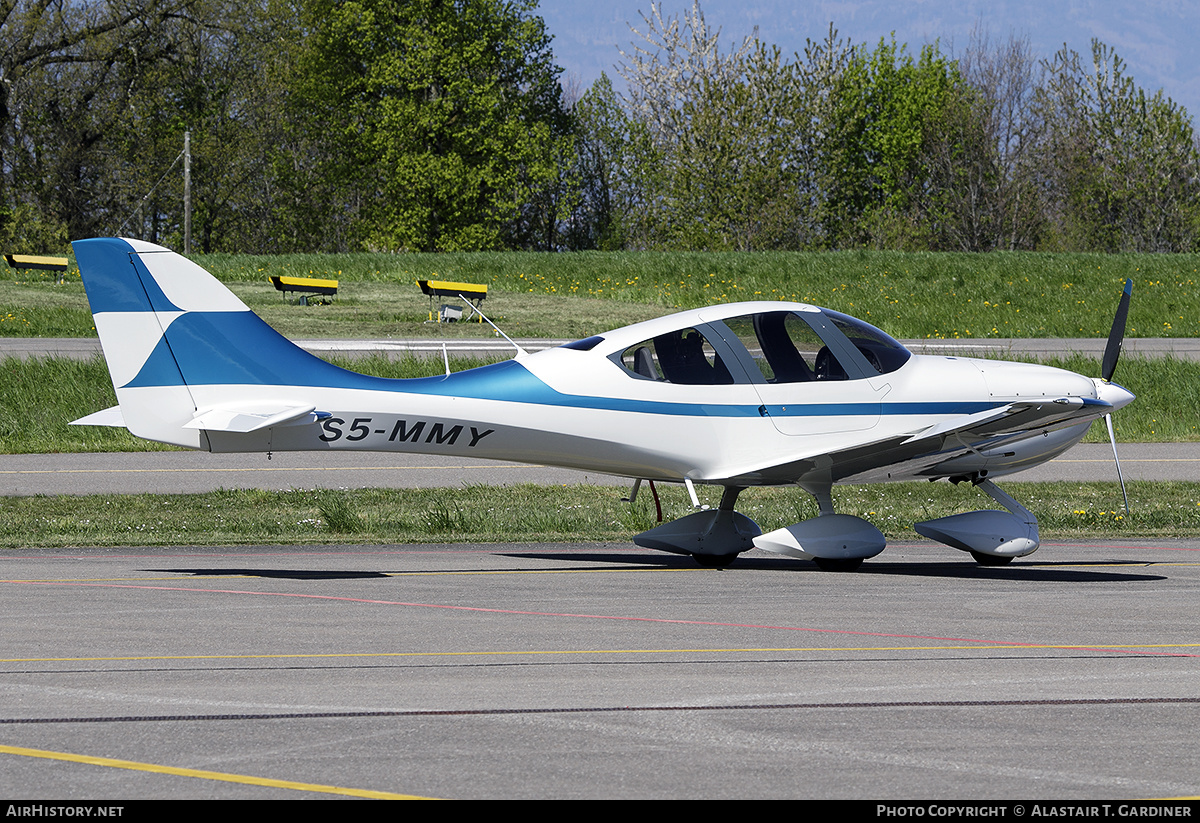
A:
[183,131,192,254]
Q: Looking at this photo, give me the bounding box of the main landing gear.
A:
[629,477,1042,571]
[632,483,759,569]
[751,484,886,569]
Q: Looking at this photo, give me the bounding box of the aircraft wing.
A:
[721,396,1113,486]
[902,396,1109,443]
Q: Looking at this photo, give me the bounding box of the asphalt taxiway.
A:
[1,442,1195,496]
[1,539,1197,799]
[3,338,1197,799]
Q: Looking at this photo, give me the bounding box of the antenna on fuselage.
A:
[460,295,528,358]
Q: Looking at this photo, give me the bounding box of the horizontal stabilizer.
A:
[183,404,322,433]
[70,406,127,428]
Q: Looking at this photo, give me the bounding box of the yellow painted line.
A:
[1029,562,1200,568]
[0,743,433,799]
[1049,458,1200,463]
[1026,561,1200,568]
[4,643,1199,664]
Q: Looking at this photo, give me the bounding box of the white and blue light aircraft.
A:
[71,237,1135,570]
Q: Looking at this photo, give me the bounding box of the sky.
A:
[537,0,1200,120]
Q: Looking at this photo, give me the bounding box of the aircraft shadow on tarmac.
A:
[145,556,1166,584]
[499,552,1167,583]
[146,568,392,580]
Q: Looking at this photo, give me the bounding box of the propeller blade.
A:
[1105,413,1129,515]
[1101,279,1133,382]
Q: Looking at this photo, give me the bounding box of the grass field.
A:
[3,248,1198,340]
[0,480,1186,549]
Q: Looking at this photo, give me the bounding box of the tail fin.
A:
[73,238,336,447]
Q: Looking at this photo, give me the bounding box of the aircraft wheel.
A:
[692,553,738,568]
[813,557,863,572]
[970,551,1014,566]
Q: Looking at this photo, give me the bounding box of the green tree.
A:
[254,0,366,252]
[564,73,642,250]
[787,26,857,249]
[613,1,814,250]
[1035,41,1200,252]
[297,0,570,251]
[101,0,296,252]
[936,31,1046,251]
[821,37,970,249]
[661,47,806,251]
[0,0,205,247]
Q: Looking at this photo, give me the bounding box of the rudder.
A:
[73,238,332,448]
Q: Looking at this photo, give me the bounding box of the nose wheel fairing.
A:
[914,478,1040,558]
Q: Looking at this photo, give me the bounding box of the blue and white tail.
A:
[73,238,344,448]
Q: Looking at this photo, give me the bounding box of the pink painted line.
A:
[1040,541,1200,553]
[8,580,1196,658]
